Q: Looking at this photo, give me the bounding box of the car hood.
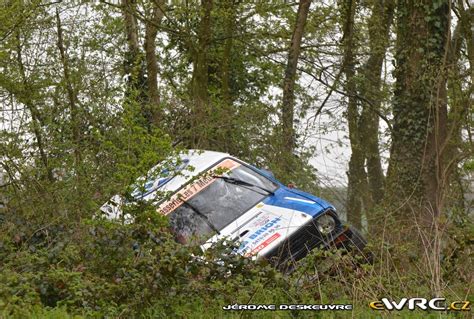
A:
[202,188,328,258]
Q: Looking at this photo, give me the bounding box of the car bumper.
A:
[263,222,367,269]
[326,224,367,251]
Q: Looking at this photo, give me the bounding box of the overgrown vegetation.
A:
[1,204,472,318]
[0,0,472,318]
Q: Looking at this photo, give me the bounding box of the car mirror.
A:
[259,168,275,178]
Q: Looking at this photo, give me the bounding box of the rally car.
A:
[100,150,367,268]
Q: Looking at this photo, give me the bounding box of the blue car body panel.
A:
[285,188,334,211]
[252,166,334,217]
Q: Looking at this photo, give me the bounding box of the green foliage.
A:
[0,0,472,318]
[1,211,472,318]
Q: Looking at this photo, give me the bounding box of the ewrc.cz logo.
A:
[369,298,470,311]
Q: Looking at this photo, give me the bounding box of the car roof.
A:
[182,149,230,167]
[135,149,231,201]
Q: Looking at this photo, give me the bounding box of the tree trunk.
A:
[219,0,236,153]
[122,0,142,83]
[458,2,473,83]
[341,0,367,230]
[358,0,394,206]
[56,8,82,170]
[221,0,234,108]
[281,0,311,169]
[385,0,449,226]
[190,0,213,148]
[121,0,150,127]
[15,33,53,182]
[144,0,165,127]
[444,10,471,211]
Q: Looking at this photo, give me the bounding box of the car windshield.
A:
[166,159,278,243]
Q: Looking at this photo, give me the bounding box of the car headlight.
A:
[316,214,336,235]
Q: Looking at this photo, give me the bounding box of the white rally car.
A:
[100,150,366,267]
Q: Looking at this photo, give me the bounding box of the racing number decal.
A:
[157,159,240,215]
